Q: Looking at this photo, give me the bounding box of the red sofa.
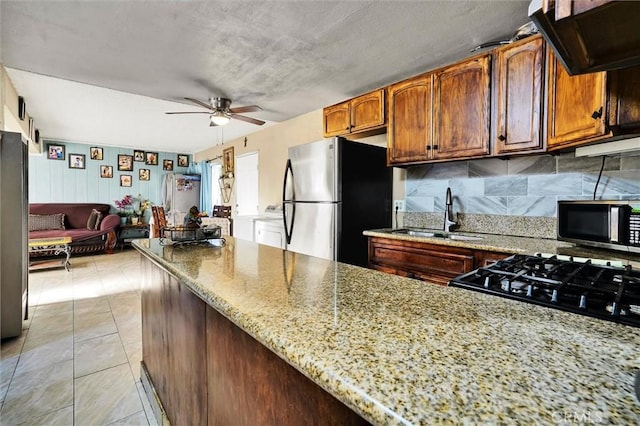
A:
[29,203,120,255]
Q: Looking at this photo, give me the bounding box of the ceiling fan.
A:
[165,97,265,126]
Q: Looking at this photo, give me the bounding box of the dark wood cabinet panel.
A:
[608,65,640,132]
[368,237,475,286]
[141,259,207,426]
[433,55,491,159]
[368,237,513,286]
[495,37,545,154]
[141,255,368,426]
[206,306,368,426]
[387,73,432,165]
[532,0,640,75]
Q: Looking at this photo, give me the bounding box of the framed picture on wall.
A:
[139,169,150,181]
[145,152,158,165]
[177,154,189,167]
[100,165,113,178]
[163,159,174,171]
[46,143,65,160]
[118,154,133,171]
[223,146,234,176]
[120,175,132,187]
[68,153,86,169]
[90,147,103,160]
[134,150,145,162]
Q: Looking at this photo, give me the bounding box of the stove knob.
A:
[612,302,619,316]
[579,294,587,309]
[551,289,558,303]
[483,276,491,289]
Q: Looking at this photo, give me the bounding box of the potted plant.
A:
[115,195,134,225]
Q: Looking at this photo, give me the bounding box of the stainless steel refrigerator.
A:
[282,137,392,267]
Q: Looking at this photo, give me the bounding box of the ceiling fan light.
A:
[210,111,230,126]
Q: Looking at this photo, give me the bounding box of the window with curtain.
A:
[211,162,222,208]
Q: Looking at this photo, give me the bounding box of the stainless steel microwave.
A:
[557,200,640,254]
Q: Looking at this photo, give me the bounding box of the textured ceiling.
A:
[0,1,530,153]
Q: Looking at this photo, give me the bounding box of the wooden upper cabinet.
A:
[495,36,545,155]
[323,102,350,137]
[323,89,385,138]
[387,73,432,165]
[350,89,385,133]
[433,55,491,159]
[546,50,608,150]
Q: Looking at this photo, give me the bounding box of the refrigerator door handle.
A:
[282,159,295,244]
[283,202,295,245]
[282,159,294,202]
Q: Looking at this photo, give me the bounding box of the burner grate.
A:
[450,254,640,327]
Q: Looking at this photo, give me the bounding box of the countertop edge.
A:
[132,241,400,425]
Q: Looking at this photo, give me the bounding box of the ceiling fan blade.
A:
[165,111,212,114]
[231,114,266,126]
[184,97,213,110]
[229,105,262,114]
[209,121,219,127]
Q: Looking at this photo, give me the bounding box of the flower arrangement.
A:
[114,195,134,218]
[135,194,150,218]
[115,194,134,210]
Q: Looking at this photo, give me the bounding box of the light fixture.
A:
[210,110,231,126]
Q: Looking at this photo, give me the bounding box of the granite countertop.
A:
[133,238,640,425]
[364,228,640,267]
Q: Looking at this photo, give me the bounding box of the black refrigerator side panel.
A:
[338,139,392,267]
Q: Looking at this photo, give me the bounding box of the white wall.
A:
[195,110,324,213]
[195,110,406,216]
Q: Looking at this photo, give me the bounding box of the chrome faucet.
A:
[443,187,458,232]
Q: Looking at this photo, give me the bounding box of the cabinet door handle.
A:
[591,107,603,120]
[426,145,431,151]
[498,134,506,141]
[345,126,350,131]
[433,145,438,150]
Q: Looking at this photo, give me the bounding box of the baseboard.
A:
[140,361,170,425]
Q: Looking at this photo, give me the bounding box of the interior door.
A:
[235,152,259,215]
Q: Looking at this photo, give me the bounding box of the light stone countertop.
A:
[133,238,640,425]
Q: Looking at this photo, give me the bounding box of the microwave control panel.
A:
[630,210,640,246]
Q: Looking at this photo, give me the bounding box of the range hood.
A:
[529,0,640,75]
[575,137,640,157]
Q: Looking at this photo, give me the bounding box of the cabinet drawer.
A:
[369,238,474,285]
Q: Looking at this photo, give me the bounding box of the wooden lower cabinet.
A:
[368,237,512,286]
[140,256,368,426]
[207,307,367,426]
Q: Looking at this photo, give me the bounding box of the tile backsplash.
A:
[405,152,640,219]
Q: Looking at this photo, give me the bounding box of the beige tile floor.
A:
[0,249,157,425]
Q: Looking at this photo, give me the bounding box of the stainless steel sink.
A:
[447,234,483,241]
[391,229,483,241]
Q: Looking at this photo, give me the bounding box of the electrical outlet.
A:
[394,200,405,212]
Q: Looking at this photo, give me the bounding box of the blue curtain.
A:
[184,161,212,215]
[199,162,213,216]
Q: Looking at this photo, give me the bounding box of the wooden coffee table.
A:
[28,236,72,271]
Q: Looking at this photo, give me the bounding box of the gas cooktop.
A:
[449,254,640,327]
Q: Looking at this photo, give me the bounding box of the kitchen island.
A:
[133,237,640,425]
